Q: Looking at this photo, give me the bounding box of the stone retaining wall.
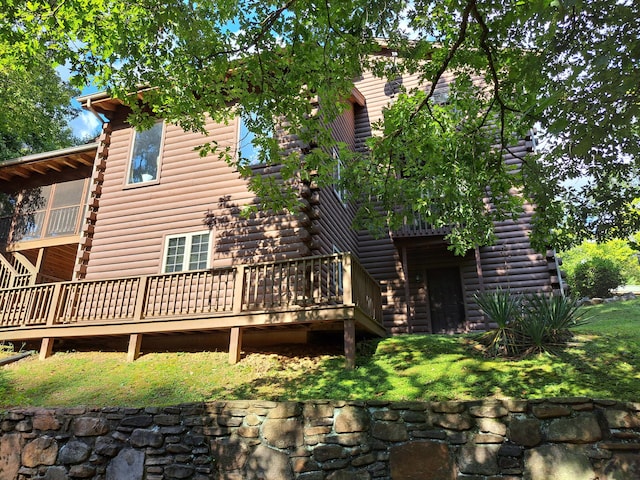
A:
[1,398,639,479]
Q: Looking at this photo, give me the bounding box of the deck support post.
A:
[232,266,245,314]
[344,319,356,370]
[39,337,54,360]
[127,334,143,362]
[229,327,243,364]
[342,254,353,304]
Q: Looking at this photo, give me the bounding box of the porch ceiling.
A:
[0,143,97,190]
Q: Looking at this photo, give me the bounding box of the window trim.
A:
[124,120,166,188]
[161,230,212,274]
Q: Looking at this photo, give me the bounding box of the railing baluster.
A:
[0,253,383,332]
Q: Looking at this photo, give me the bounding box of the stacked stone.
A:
[0,398,638,479]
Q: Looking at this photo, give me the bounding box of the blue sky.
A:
[57,64,103,140]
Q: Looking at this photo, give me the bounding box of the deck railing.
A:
[392,212,453,238]
[0,253,382,330]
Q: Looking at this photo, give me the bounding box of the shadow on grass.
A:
[2,329,638,407]
[225,333,640,402]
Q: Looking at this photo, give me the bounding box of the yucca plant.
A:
[519,294,587,354]
[475,289,522,357]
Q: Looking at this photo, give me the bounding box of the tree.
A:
[1,0,638,252]
[0,58,79,162]
[560,239,640,288]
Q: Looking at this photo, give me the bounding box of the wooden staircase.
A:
[0,252,37,288]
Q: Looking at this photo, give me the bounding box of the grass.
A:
[0,299,638,408]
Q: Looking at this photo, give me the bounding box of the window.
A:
[11,179,88,242]
[332,147,347,206]
[163,231,211,273]
[237,113,262,165]
[127,121,164,185]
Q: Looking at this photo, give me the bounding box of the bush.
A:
[573,257,623,298]
[520,294,587,354]
[476,291,586,357]
[560,239,640,288]
[474,289,521,356]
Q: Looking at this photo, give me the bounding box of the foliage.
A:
[560,239,640,287]
[476,291,585,357]
[520,294,587,354]
[0,300,638,406]
[1,1,639,251]
[572,257,624,299]
[0,57,78,162]
[474,289,521,357]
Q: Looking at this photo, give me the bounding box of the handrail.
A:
[0,254,18,289]
[392,212,453,238]
[0,253,384,330]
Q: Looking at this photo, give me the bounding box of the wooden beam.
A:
[127,334,143,362]
[344,319,356,370]
[228,327,243,364]
[0,304,383,342]
[475,246,485,292]
[401,245,413,334]
[39,337,54,360]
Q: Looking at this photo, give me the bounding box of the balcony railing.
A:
[0,253,383,332]
[392,212,453,238]
[0,204,84,244]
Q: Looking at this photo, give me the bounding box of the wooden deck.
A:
[0,253,385,368]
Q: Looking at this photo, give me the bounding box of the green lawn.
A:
[1,299,638,407]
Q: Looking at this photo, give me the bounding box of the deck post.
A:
[46,283,63,326]
[229,327,243,364]
[127,334,143,362]
[39,337,54,360]
[342,254,353,305]
[133,276,149,320]
[232,266,245,314]
[344,319,356,370]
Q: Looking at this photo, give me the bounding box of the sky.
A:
[57,64,103,140]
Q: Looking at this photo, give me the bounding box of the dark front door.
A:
[426,267,465,333]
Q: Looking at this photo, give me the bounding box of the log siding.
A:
[84,115,313,280]
[350,68,559,333]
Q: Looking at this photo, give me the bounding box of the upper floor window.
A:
[162,231,211,273]
[332,147,347,206]
[127,121,164,185]
[238,113,263,166]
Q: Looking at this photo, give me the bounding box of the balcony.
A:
[392,212,453,238]
[0,178,88,249]
[0,253,385,368]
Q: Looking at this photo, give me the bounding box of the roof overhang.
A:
[77,91,126,119]
[0,143,98,184]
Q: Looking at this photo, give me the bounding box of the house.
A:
[0,68,562,367]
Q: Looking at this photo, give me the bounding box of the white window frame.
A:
[161,230,212,273]
[125,120,165,187]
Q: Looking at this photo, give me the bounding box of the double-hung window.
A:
[126,121,164,185]
[163,231,211,273]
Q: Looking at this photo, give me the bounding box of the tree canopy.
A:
[0,57,78,162]
[1,0,638,252]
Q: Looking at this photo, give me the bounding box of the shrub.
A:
[476,291,586,357]
[474,289,521,356]
[520,294,587,354]
[573,257,623,298]
[560,239,640,288]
